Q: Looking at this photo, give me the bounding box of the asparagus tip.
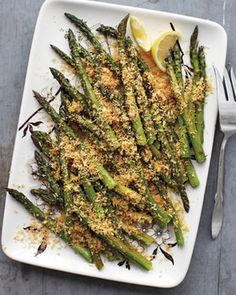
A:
[64,12,72,18]
[67,28,74,35]
[32,90,40,97]
[6,188,25,204]
[49,67,59,78]
[190,25,198,46]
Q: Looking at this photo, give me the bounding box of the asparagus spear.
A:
[67,29,120,151]
[166,54,206,164]
[96,25,118,38]
[171,46,200,187]
[31,131,53,159]
[7,189,93,262]
[31,188,62,207]
[185,160,200,188]
[190,26,201,81]
[51,43,94,69]
[126,37,157,145]
[58,138,74,224]
[172,45,191,159]
[149,143,161,159]
[177,116,190,158]
[189,26,200,133]
[197,46,206,143]
[50,45,74,67]
[68,113,105,140]
[118,15,147,146]
[64,13,119,76]
[34,151,62,202]
[50,67,88,111]
[156,180,184,246]
[157,127,190,212]
[82,181,107,220]
[120,222,154,246]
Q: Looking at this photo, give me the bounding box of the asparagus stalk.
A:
[149,143,162,159]
[118,15,147,146]
[186,160,199,187]
[190,27,206,143]
[126,37,157,145]
[50,67,88,111]
[119,222,154,246]
[68,113,105,139]
[51,43,94,66]
[58,139,74,226]
[67,29,120,151]
[189,26,200,131]
[34,151,62,201]
[156,180,184,246]
[7,189,93,262]
[171,46,200,187]
[160,174,179,191]
[96,25,118,38]
[31,131,53,159]
[197,46,206,143]
[177,116,190,159]
[50,45,74,67]
[82,181,106,220]
[190,26,201,81]
[64,13,119,75]
[157,128,190,212]
[172,45,190,159]
[166,55,206,164]
[31,188,62,207]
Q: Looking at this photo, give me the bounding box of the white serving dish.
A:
[1,0,227,288]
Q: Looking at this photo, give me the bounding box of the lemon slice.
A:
[151,31,181,71]
[129,15,151,52]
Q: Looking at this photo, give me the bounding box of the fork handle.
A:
[211,134,229,239]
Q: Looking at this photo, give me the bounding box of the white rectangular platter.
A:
[1,0,227,288]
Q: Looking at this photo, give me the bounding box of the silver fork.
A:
[211,67,236,239]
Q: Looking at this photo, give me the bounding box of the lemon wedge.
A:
[151,31,181,71]
[129,15,151,52]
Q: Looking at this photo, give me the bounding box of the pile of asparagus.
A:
[7,14,207,271]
